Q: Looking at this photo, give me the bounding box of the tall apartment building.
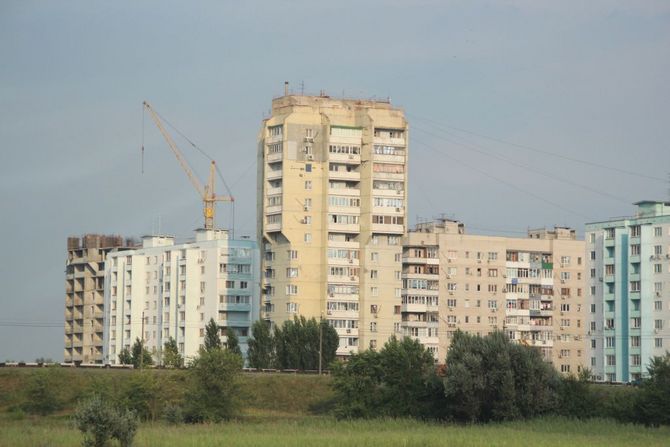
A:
[586,201,670,382]
[402,218,587,374]
[102,228,259,364]
[257,94,408,355]
[65,234,134,364]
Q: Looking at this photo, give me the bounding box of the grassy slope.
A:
[1,368,668,446]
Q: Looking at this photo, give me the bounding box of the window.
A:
[371,287,378,296]
[631,317,641,328]
[287,302,298,313]
[590,286,596,296]
[447,298,457,307]
[631,336,641,347]
[560,271,571,280]
[631,354,641,366]
[488,269,498,277]
[370,270,378,279]
[630,281,640,292]
[606,355,616,366]
[590,251,596,260]
[655,338,663,348]
[286,268,298,278]
[631,225,641,237]
[304,233,312,243]
[655,227,663,237]
[655,319,663,330]
[288,250,298,260]
[304,180,312,190]
[654,245,662,255]
[286,285,298,295]
[305,163,312,172]
[631,244,641,255]
[370,322,377,332]
[655,264,662,273]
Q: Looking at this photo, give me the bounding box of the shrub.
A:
[183,347,243,422]
[443,330,559,422]
[22,368,64,415]
[73,395,138,447]
[120,372,162,421]
[332,336,444,419]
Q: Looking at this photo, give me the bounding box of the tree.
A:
[634,353,670,426]
[247,320,274,369]
[130,338,153,368]
[203,318,221,352]
[332,336,443,419]
[443,330,558,422]
[183,347,243,422]
[225,328,242,357]
[22,368,64,415]
[74,395,138,447]
[273,316,339,370]
[163,337,183,368]
[118,347,132,366]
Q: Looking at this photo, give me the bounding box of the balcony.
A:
[372,171,404,181]
[334,327,358,337]
[329,170,360,181]
[372,153,405,163]
[371,223,404,234]
[266,186,282,196]
[328,222,360,233]
[266,170,283,181]
[266,222,281,232]
[266,152,283,163]
[372,191,404,202]
[328,187,360,197]
[265,205,282,214]
[329,152,360,164]
[401,303,427,313]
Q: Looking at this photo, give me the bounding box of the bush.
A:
[332,336,444,419]
[273,316,339,370]
[443,331,559,422]
[73,395,138,447]
[633,353,670,426]
[119,372,162,421]
[22,368,64,415]
[183,347,243,422]
[163,403,184,424]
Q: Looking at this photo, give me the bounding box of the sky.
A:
[1,0,669,361]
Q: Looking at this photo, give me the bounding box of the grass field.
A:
[1,416,669,447]
[0,368,665,446]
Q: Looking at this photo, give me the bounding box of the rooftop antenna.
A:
[284,81,289,96]
[300,80,304,95]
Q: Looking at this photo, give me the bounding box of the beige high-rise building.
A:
[402,218,587,374]
[65,234,134,364]
[257,93,408,355]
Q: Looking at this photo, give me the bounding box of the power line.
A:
[411,124,633,206]
[411,136,593,221]
[407,112,667,183]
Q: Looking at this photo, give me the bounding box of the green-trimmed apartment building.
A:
[586,201,670,382]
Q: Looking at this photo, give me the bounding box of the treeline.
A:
[247,316,340,370]
[332,330,670,426]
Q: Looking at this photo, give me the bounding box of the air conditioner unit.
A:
[327,310,332,315]
[349,259,354,264]
[346,329,351,334]
[304,137,314,143]
[449,291,454,295]
[306,154,314,161]
[395,207,401,212]
[350,276,356,281]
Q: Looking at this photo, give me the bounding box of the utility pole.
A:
[140,310,145,370]
[318,313,323,375]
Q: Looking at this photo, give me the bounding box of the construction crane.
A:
[142,101,234,230]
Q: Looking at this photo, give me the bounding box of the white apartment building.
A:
[102,228,259,364]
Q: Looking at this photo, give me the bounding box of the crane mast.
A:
[142,101,233,230]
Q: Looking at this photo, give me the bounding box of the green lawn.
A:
[1,416,668,447]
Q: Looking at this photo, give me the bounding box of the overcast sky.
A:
[1,1,669,361]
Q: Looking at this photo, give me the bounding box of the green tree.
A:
[332,336,443,419]
[119,372,162,421]
[203,318,221,352]
[443,330,558,422]
[74,395,138,447]
[273,316,339,370]
[634,353,670,426]
[556,369,596,418]
[22,368,64,415]
[247,320,274,369]
[130,338,153,368]
[163,337,183,368]
[225,328,242,357]
[118,347,132,365]
[183,347,243,422]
